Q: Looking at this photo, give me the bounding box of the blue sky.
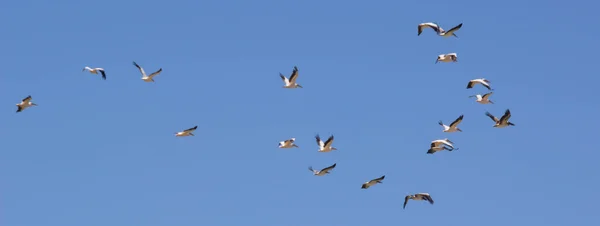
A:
[1,0,599,225]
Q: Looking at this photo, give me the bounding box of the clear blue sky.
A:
[1,0,599,225]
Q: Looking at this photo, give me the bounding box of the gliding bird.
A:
[16,95,37,113]
[279,138,299,148]
[469,92,494,104]
[403,193,434,209]
[417,22,463,37]
[439,115,464,133]
[308,163,336,176]
[485,109,515,128]
[82,66,106,80]
[133,61,163,82]
[361,175,385,189]
[175,126,198,137]
[436,53,458,63]
[466,78,493,91]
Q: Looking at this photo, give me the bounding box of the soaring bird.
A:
[466,78,493,91]
[469,92,495,104]
[278,138,299,148]
[418,22,463,37]
[439,115,464,133]
[315,134,337,152]
[436,53,458,64]
[308,163,336,176]
[133,61,163,82]
[361,175,385,189]
[82,66,106,80]
[175,126,198,137]
[403,193,434,209]
[280,66,302,88]
[16,95,37,113]
[485,109,515,128]
[427,139,458,154]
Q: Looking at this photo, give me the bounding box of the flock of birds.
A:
[14,21,516,210]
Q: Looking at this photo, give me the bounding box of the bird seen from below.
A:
[485,109,515,128]
[417,22,462,37]
[315,134,337,152]
[82,66,106,80]
[361,175,385,189]
[439,114,464,133]
[279,66,302,88]
[16,95,37,113]
[436,53,458,63]
[308,163,336,176]
[404,193,434,209]
[466,78,493,91]
[278,138,299,148]
[469,92,495,104]
[133,61,163,82]
[175,126,198,137]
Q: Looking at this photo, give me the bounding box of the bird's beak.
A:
[435,59,439,64]
[297,85,303,88]
[457,128,462,132]
[453,33,458,38]
[82,68,85,72]
[489,101,495,104]
[32,103,38,106]
[190,133,195,136]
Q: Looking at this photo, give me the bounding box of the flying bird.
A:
[133,61,163,82]
[427,139,458,154]
[308,163,336,176]
[315,134,337,152]
[82,66,106,80]
[404,193,434,209]
[279,138,299,148]
[417,22,463,37]
[466,78,493,91]
[439,115,464,133]
[16,95,37,113]
[469,92,495,104]
[175,126,198,137]
[485,109,515,128]
[361,175,385,189]
[436,53,458,64]
[280,66,302,88]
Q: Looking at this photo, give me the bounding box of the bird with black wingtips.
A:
[278,138,299,148]
[315,134,337,152]
[436,53,458,64]
[133,61,162,82]
[361,175,385,189]
[417,22,462,37]
[439,115,464,133]
[175,126,198,137]
[83,66,107,80]
[466,78,493,91]
[485,109,515,128]
[16,95,37,113]
[427,139,459,154]
[404,193,434,209]
[279,66,302,88]
[308,163,336,176]
[469,92,495,104]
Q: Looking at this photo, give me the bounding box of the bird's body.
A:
[485,109,515,128]
[16,95,37,113]
[83,66,106,80]
[436,53,458,64]
[418,22,463,37]
[280,66,302,88]
[403,193,434,209]
[133,61,162,82]
[279,138,299,148]
[427,145,455,154]
[466,78,493,91]
[361,175,385,189]
[315,134,337,152]
[439,115,464,133]
[175,126,198,137]
[309,163,336,176]
[469,92,495,104]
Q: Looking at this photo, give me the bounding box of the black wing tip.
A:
[361,184,368,189]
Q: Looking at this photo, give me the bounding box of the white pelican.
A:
[485,109,515,128]
[439,115,464,133]
[16,95,37,113]
[403,193,434,209]
[315,134,337,152]
[133,61,162,82]
[435,53,458,64]
[280,66,302,88]
[466,78,493,91]
[418,22,463,37]
[431,138,455,149]
[469,92,494,104]
[309,163,336,176]
[175,126,198,137]
[82,66,106,80]
[361,175,385,189]
[427,145,455,154]
[278,138,299,148]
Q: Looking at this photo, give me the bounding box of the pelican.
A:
[485,109,515,128]
[16,95,37,113]
[175,126,198,137]
[315,134,337,152]
[279,138,299,148]
[469,92,495,104]
[418,22,463,37]
[431,138,455,149]
[439,115,464,133]
[435,53,458,64]
[466,78,493,91]
[82,66,106,80]
[280,66,302,88]
[361,175,385,189]
[403,193,434,209]
[133,61,162,82]
[308,163,336,176]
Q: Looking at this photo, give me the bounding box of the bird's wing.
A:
[482,92,493,99]
[466,81,475,89]
[323,135,334,148]
[321,163,336,172]
[444,138,454,144]
[147,68,163,79]
[403,196,410,209]
[499,109,512,123]
[485,112,499,123]
[446,23,463,33]
[184,126,198,132]
[132,61,146,76]
[99,69,107,80]
[308,166,314,172]
[315,135,324,147]
[279,73,289,83]
[22,95,32,102]
[16,105,23,112]
[289,66,299,83]
[425,194,434,204]
[374,175,385,182]
[449,115,464,128]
